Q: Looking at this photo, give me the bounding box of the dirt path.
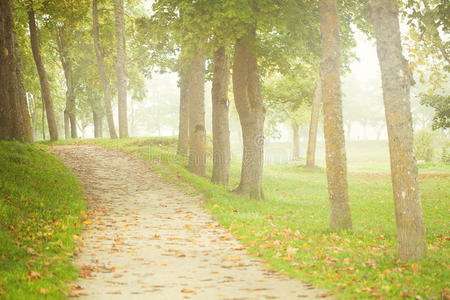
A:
[53,145,332,300]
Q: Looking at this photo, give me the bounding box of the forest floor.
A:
[52,145,332,299]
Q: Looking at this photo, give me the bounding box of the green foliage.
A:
[64,138,449,299]
[419,93,450,130]
[0,142,85,299]
[402,0,449,91]
[262,63,316,137]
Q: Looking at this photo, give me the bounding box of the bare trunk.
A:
[306,81,321,168]
[41,98,45,140]
[56,27,77,139]
[93,110,103,138]
[0,0,33,142]
[292,122,300,160]
[27,6,58,141]
[232,29,265,200]
[187,53,206,176]
[369,0,426,261]
[64,111,70,139]
[211,47,231,185]
[114,0,128,138]
[93,0,117,139]
[319,0,352,230]
[177,59,189,156]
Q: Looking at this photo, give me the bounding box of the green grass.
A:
[0,141,86,299]
[45,137,449,299]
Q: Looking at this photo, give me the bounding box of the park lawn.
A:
[47,137,449,299]
[0,141,86,299]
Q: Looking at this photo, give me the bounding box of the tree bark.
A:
[93,110,103,138]
[0,0,33,142]
[27,5,58,141]
[113,0,128,138]
[232,28,265,200]
[187,53,206,176]
[306,80,321,168]
[56,27,77,139]
[292,122,300,160]
[369,0,426,261]
[319,0,352,230]
[93,0,117,139]
[177,59,189,156]
[211,47,231,185]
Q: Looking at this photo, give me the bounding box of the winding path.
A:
[53,145,332,300]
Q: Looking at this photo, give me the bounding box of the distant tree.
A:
[319,0,352,230]
[369,0,427,260]
[0,0,33,142]
[306,80,321,168]
[263,70,315,160]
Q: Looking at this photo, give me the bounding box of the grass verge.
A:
[47,137,449,299]
[0,141,86,299]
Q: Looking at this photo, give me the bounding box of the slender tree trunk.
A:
[319,0,352,230]
[64,111,70,139]
[232,28,265,200]
[113,0,128,138]
[93,0,117,139]
[56,27,77,139]
[306,80,321,168]
[369,0,426,261]
[0,0,33,142]
[211,47,231,185]
[41,98,45,140]
[27,5,58,141]
[177,59,189,156]
[187,53,206,176]
[292,122,300,160]
[31,95,37,139]
[93,110,103,138]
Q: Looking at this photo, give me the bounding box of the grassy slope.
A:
[0,142,85,299]
[48,138,449,299]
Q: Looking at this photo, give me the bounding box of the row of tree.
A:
[1,0,447,261]
[143,0,431,261]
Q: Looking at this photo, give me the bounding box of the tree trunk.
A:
[93,0,117,139]
[56,27,77,139]
[0,0,33,142]
[319,0,352,230]
[93,110,103,138]
[187,53,206,176]
[177,59,189,156]
[27,5,58,141]
[306,80,321,168]
[369,0,426,261]
[232,28,265,200]
[113,0,128,138]
[292,122,300,160]
[211,47,231,185]
[64,111,70,139]
[41,98,45,140]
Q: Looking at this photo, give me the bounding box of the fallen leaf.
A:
[39,288,48,294]
[29,271,40,280]
[106,291,122,294]
[181,288,196,293]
